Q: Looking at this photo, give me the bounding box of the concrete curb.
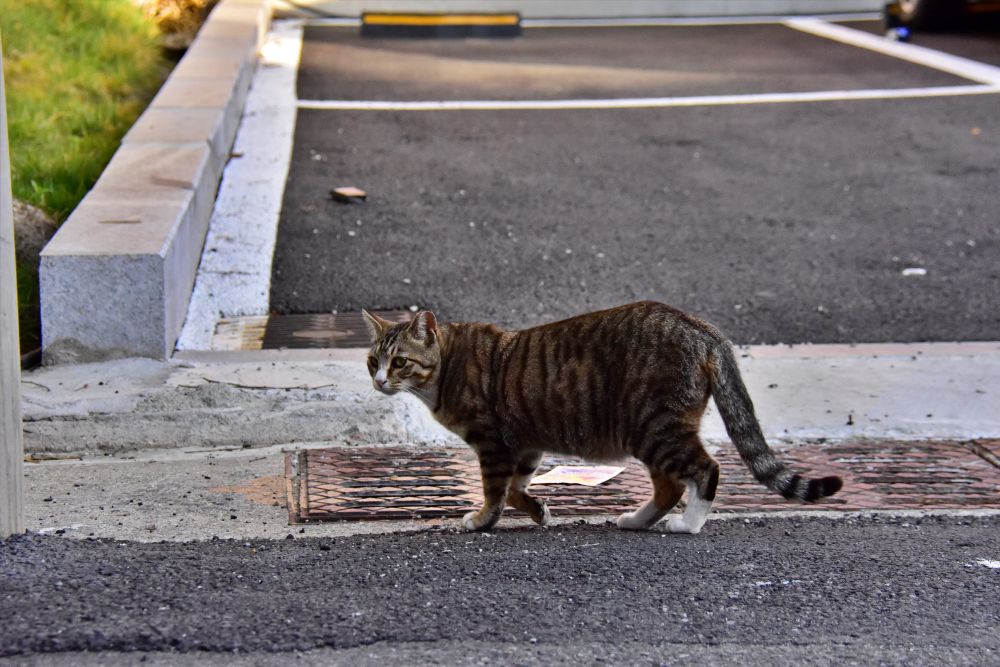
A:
[39,0,271,364]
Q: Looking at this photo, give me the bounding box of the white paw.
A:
[617,511,648,531]
[537,504,551,527]
[665,516,700,534]
[461,511,480,532]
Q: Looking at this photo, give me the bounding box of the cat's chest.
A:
[433,411,470,441]
[432,399,495,443]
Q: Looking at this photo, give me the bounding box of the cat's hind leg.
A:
[665,449,720,535]
[617,469,684,530]
[506,452,550,526]
[462,448,515,532]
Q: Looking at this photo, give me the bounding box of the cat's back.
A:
[515,301,723,353]
[491,302,722,454]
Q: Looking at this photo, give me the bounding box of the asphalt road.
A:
[271,22,1000,344]
[2,514,999,665]
[296,24,962,101]
[273,97,999,344]
[852,19,1000,65]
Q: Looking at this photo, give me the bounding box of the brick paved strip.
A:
[287,440,1000,522]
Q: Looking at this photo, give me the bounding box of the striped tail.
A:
[709,342,842,502]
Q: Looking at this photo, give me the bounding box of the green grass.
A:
[2,0,170,354]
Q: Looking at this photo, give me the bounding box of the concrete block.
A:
[41,187,195,257]
[123,108,231,169]
[170,52,244,81]
[150,76,238,110]
[153,36,261,155]
[41,145,216,362]
[181,36,256,70]
[93,143,219,211]
[171,38,247,80]
[40,254,167,363]
[148,82,246,167]
[199,3,269,43]
[37,0,271,363]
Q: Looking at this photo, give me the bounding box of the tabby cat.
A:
[362,301,842,533]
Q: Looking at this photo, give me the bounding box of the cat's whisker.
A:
[401,386,427,401]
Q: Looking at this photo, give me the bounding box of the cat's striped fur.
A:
[363,301,842,533]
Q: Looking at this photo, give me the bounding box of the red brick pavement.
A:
[286,440,1000,523]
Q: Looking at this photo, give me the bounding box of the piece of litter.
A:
[38,523,88,535]
[975,559,1000,569]
[330,187,367,203]
[531,465,624,487]
[902,267,927,276]
[408,305,419,312]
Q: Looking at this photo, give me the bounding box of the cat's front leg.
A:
[462,446,515,531]
[506,451,550,526]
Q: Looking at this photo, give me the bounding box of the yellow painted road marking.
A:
[363,13,519,26]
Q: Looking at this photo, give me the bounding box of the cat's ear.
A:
[361,309,391,342]
[408,310,438,346]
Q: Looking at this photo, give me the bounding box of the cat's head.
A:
[361,309,441,396]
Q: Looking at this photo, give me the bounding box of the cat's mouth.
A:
[375,384,401,396]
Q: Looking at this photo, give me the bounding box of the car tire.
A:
[896,0,964,30]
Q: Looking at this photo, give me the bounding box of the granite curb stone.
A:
[39,0,271,364]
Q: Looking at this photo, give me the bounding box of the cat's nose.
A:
[375,378,387,389]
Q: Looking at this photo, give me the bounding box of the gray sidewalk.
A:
[18,341,1000,541]
[22,342,1000,457]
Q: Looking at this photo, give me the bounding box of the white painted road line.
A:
[177,21,303,351]
[301,14,881,28]
[298,84,1000,111]
[301,17,360,27]
[786,17,1000,86]
[522,13,879,27]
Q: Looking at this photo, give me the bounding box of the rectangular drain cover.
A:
[284,440,1000,523]
[213,311,412,350]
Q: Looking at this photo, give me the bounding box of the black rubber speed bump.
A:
[361,12,522,38]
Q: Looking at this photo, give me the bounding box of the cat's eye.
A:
[391,356,407,369]
[367,356,377,369]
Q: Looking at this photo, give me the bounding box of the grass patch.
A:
[14,261,38,354]
[1,0,171,354]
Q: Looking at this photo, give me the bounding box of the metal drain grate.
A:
[286,448,649,522]
[213,311,412,350]
[285,440,1000,523]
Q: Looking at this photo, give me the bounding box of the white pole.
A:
[0,35,25,538]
